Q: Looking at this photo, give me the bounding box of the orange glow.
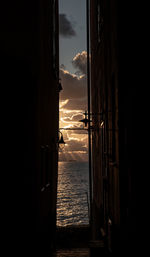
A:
[59,102,88,162]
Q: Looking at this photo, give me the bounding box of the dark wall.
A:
[90,0,139,254]
[117,1,139,253]
[1,1,59,255]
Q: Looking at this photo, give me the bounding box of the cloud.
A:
[61,113,83,123]
[59,99,69,108]
[58,127,88,162]
[59,151,88,162]
[60,64,66,70]
[58,51,90,162]
[72,51,87,75]
[61,117,74,123]
[61,114,84,128]
[71,113,84,121]
[65,137,88,152]
[59,14,76,38]
[59,135,88,162]
[69,130,88,135]
[59,129,88,150]
[62,98,87,111]
[59,68,87,101]
[59,109,88,133]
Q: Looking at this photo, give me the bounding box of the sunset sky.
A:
[59,0,88,162]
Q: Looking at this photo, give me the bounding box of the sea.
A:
[56,161,90,227]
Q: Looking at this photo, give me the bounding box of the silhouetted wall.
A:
[90,0,138,254]
[1,1,59,255]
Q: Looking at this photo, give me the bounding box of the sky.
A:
[59,0,87,74]
[59,0,88,162]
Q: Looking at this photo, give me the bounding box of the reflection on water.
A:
[56,161,89,227]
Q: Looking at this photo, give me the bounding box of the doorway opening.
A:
[56,0,91,228]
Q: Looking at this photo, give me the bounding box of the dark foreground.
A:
[53,225,108,257]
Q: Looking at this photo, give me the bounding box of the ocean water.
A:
[56,161,89,227]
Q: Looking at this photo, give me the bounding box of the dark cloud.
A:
[60,64,66,70]
[72,51,87,75]
[71,113,84,121]
[59,69,87,101]
[59,14,76,38]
